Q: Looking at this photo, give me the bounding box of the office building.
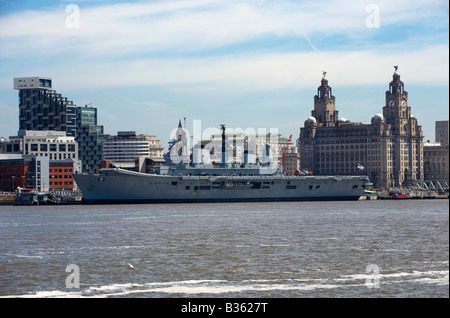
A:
[435,120,449,146]
[102,131,163,169]
[14,77,107,173]
[1,130,81,171]
[298,68,424,187]
[0,131,80,191]
[49,159,78,190]
[423,121,449,183]
[423,142,448,182]
[282,147,301,176]
[15,77,77,136]
[75,106,108,174]
[0,154,49,192]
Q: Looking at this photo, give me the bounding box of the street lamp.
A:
[11,175,15,193]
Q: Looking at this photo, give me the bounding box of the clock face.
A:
[401,99,406,107]
[388,100,395,108]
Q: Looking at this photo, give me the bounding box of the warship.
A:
[72,124,370,204]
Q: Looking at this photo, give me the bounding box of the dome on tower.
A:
[305,116,317,124]
[372,113,384,120]
[371,113,385,125]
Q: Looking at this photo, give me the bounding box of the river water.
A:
[0,199,448,298]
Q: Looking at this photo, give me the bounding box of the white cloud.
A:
[0,0,446,148]
[0,0,447,58]
[18,44,445,94]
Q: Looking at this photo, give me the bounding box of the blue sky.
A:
[0,0,448,149]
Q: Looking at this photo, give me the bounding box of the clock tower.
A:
[383,66,412,130]
[381,66,424,186]
[311,71,338,127]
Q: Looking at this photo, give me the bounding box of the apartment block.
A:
[14,77,106,173]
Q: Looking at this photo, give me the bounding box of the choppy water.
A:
[0,200,448,298]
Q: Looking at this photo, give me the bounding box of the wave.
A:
[1,279,344,298]
[2,269,448,298]
[9,254,44,259]
[336,270,449,286]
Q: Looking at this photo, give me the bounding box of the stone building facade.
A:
[435,120,449,146]
[423,142,448,182]
[298,68,424,187]
[423,121,449,182]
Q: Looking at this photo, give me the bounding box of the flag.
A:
[357,163,365,171]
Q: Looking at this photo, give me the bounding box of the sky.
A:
[0,0,448,149]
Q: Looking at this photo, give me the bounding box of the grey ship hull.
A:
[72,168,369,204]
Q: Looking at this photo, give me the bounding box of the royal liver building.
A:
[298,67,424,188]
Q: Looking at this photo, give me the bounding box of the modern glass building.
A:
[14,77,107,173]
